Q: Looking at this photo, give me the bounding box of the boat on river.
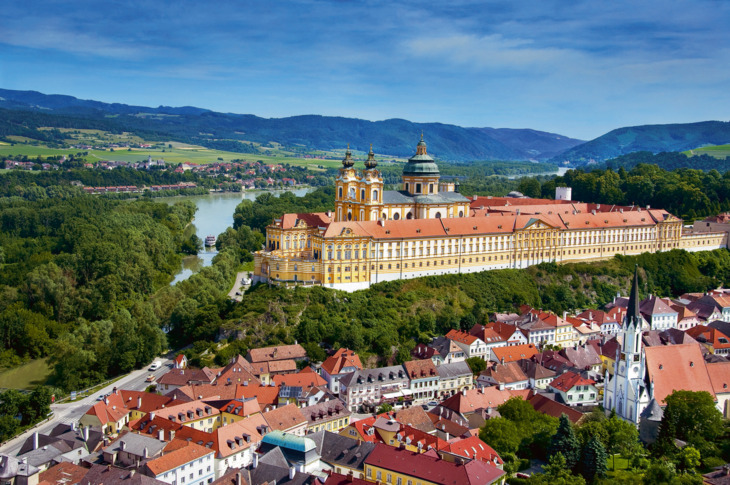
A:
[204,235,216,247]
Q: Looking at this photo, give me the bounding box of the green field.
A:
[684,144,730,159]
[0,141,405,170]
[0,359,52,390]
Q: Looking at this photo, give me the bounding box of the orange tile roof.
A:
[491,344,538,363]
[440,387,513,415]
[144,442,214,476]
[272,368,327,390]
[446,329,478,345]
[159,399,220,424]
[238,384,280,411]
[84,392,128,424]
[644,343,716,405]
[706,362,730,395]
[262,403,307,432]
[219,397,261,418]
[267,359,298,373]
[404,359,438,379]
[321,348,363,376]
[214,414,268,458]
[279,212,331,229]
[549,371,595,392]
[247,344,307,363]
[528,394,584,423]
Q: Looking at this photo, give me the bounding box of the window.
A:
[361,189,365,200]
[338,187,343,198]
[416,183,422,193]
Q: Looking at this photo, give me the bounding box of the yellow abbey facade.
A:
[253,136,728,291]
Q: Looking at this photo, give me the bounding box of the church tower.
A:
[604,265,649,423]
[334,145,384,222]
[402,134,440,196]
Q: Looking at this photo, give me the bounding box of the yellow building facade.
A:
[254,137,728,292]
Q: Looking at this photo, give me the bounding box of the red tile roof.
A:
[247,344,307,363]
[404,359,438,379]
[528,394,584,423]
[549,371,595,392]
[491,344,537,363]
[262,403,307,432]
[446,329,478,345]
[144,442,214,476]
[39,462,89,485]
[644,343,716,405]
[321,348,363,376]
[443,436,502,466]
[707,362,730,395]
[365,444,505,485]
[273,367,327,390]
[440,387,513,415]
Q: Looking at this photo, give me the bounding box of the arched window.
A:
[347,212,352,221]
[435,212,442,219]
[372,189,379,202]
[405,183,410,193]
[361,189,365,200]
[393,213,400,220]
[382,212,387,220]
[360,209,364,221]
[348,187,356,199]
[459,210,464,217]
[338,187,343,199]
[406,212,413,220]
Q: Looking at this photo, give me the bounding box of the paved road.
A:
[0,357,173,457]
[227,272,251,302]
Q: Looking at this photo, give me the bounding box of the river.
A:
[506,166,569,179]
[166,188,312,284]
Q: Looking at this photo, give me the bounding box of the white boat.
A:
[204,235,216,247]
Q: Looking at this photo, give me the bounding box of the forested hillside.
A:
[553,121,730,164]
[0,89,583,161]
[0,194,197,388]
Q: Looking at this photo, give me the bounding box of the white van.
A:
[149,361,161,371]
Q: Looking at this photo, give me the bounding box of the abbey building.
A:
[253,136,728,291]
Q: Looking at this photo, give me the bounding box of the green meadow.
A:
[0,359,53,390]
[684,144,730,159]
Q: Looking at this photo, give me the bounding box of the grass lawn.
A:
[0,358,53,390]
[607,454,630,471]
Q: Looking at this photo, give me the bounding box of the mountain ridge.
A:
[0,88,581,162]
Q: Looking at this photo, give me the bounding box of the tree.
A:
[656,390,723,455]
[550,414,581,469]
[376,403,393,414]
[581,435,608,482]
[480,417,521,455]
[602,413,639,470]
[466,356,487,375]
[527,453,586,485]
[675,446,701,474]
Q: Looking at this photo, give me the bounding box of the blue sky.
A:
[1,0,728,140]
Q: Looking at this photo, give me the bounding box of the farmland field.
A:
[684,144,730,159]
[0,140,403,170]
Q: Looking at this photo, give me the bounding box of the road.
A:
[0,357,174,457]
[227,272,251,302]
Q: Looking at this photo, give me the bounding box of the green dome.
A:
[403,134,438,176]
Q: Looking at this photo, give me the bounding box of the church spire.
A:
[364,143,378,169]
[626,265,641,328]
[341,144,354,168]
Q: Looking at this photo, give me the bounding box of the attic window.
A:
[585,221,590,225]
[497,225,502,229]
[473,226,478,230]
[604,220,609,223]
[385,230,390,234]
[690,361,694,367]
[416,229,421,233]
[623,219,628,223]
[641,218,646,222]
[658,364,663,370]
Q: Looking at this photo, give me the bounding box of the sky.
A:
[1,0,729,140]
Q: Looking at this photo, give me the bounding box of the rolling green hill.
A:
[551,121,730,165]
[0,88,583,162]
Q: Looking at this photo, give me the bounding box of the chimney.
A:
[158,429,164,441]
[71,422,76,431]
[120,440,126,451]
[33,432,39,450]
[253,452,259,468]
[150,412,155,421]
[143,447,148,458]
[138,396,142,409]
[83,426,89,442]
[170,430,175,441]
[236,472,242,485]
